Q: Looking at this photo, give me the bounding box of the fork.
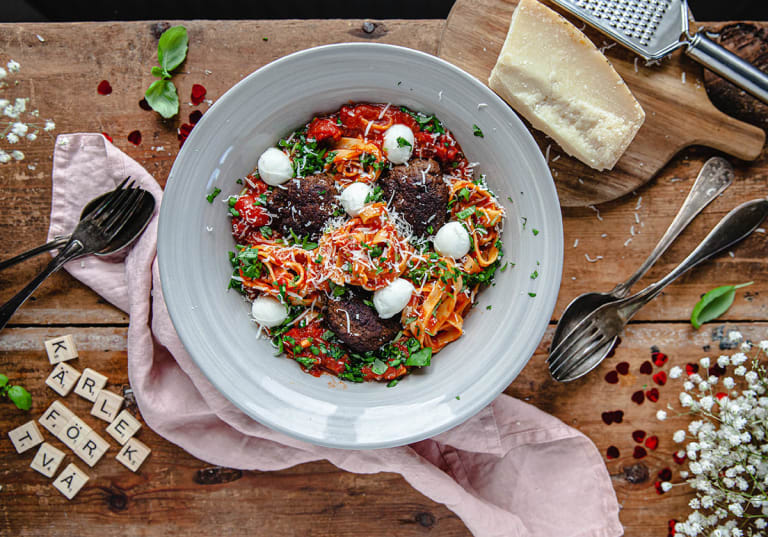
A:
[0,179,148,331]
[547,198,768,381]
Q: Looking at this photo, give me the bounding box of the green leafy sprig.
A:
[690,281,753,329]
[0,374,31,411]
[144,25,188,119]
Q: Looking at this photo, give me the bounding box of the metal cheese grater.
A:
[549,0,768,104]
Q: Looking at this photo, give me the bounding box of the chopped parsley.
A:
[528,292,537,297]
[531,270,539,280]
[206,187,221,203]
[532,228,540,236]
[396,136,412,148]
[472,124,484,138]
[399,106,445,134]
[365,185,383,203]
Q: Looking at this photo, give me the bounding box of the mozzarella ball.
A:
[257,147,293,186]
[373,278,415,319]
[340,182,372,217]
[382,124,415,165]
[434,221,471,259]
[251,296,288,327]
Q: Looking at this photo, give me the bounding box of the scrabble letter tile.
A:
[45,362,81,396]
[39,400,75,436]
[105,410,142,445]
[30,442,66,478]
[44,334,78,365]
[58,415,92,451]
[90,389,123,423]
[115,437,151,472]
[53,463,88,500]
[73,368,107,402]
[75,430,110,468]
[8,421,44,453]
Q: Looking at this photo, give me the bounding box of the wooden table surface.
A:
[0,18,766,537]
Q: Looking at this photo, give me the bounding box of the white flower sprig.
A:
[0,58,56,164]
[659,331,768,536]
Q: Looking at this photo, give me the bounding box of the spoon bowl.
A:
[82,191,156,256]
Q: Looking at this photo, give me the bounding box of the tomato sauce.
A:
[283,321,349,377]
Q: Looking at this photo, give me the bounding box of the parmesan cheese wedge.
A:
[489,0,645,171]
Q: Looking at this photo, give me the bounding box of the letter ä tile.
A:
[44,334,78,365]
[30,442,66,478]
[45,362,81,396]
[115,437,151,472]
[105,410,141,445]
[8,421,44,453]
[53,463,88,500]
[73,368,108,403]
[90,389,123,423]
[39,400,75,436]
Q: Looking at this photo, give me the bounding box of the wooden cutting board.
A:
[438,0,767,207]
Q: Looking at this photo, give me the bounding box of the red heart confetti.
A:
[631,390,645,405]
[673,451,687,465]
[652,350,668,367]
[178,123,195,147]
[101,132,113,143]
[189,110,203,124]
[715,392,728,400]
[685,363,699,376]
[668,519,677,537]
[139,98,152,111]
[710,364,726,377]
[633,446,647,459]
[605,336,622,359]
[646,388,660,402]
[127,130,142,145]
[654,480,666,494]
[645,435,659,450]
[606,446,620,459]
[97,80,112,95]
[191,83,207,105]
[616,362,630,375]
[604,370,619,384]
[639,361,653,375]
[632,430,646,443]
[653,371,667,386]
[658,467,672,481]
[601,410,624,425]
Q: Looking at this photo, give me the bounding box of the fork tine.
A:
[91,184,136,226]
[547,319,598,369]
[548,325,602,377]
[88,177,131,220]
[101,189,143,235]
[103,191,147,239]
[552,333,611,381]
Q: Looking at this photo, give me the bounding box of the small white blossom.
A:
[723,377,736,389]
[741,341,752,352]
[745,371,758,385]
[731,352,748,365]
[6,133,18,144]
[728,331,742,342]
[661,481,672,492]
[10,122,28,136]
[700,396,714,411]
[759,340,768,352]
[657,410,668,421]
[0,149,10,163]
[700,357,711,368]
[0,67,6,80]
[26,132,36,141]
[734,365,747,376]
[670,365,683,378]
[680,392,694,407]
[44,120,55,132]
[10,150,24,161]
[6,59,20,73]
[717,355,730,368]
[684,380,695,391]
[674,429,687,443]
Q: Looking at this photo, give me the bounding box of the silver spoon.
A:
[0,185,155,331]
[548,198,768,380]
[0,185,155,271]
[550,156,734,381]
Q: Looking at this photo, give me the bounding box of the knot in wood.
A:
[414,512,436,527]
[623,463,649,484]
[195,466,243,485]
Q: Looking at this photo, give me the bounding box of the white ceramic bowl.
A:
[158,43,563,449]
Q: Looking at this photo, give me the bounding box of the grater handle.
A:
[686,31,768,105]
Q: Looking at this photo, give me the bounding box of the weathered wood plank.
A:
[1,323,763,535]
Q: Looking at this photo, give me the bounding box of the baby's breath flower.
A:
[718,355,731,368]
[670,365,683,378]
[723,377,736,389]
[0,67,6,80]
[10,150,23,160]
[6,59,20,73]
[662,481,672,492]
[44,120,55,132]
[0,149,10,163]
[657,409,667,421]
[26,132,36,141]
[734,365,747,376]
[701,357,711,368]
[741,341,752,352]
[684,380,695,391]
[10,122,28,136]
[674,429,687,443]
[732,352,748,365]
[6,132,18,144]
[728,331,742,342]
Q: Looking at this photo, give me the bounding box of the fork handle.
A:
[617,198,768,321]
[0,236,70,272]
[0,240,85,332]
[612,157,733,297]
[686,31,768,105]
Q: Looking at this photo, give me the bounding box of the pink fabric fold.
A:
[48,133,622,537]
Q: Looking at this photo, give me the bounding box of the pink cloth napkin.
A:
[48,133,622,537]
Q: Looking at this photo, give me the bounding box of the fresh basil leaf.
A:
[7,385,31,411]
[0,374,7,388]
[145,79,179,119]
[691,282,752,329]
[158,25,188,74]
[371,359,388,375]
[151,65,164,79]
[405,347,432,367]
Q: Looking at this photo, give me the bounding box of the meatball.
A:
[267,174,338,238]
[379,158,448,236]
[324,290,400,353]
